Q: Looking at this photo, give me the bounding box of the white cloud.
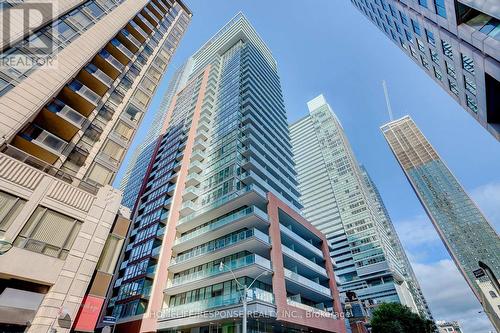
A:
[394,214,440,247]
[470,182,500,230]
[412,259,495,333]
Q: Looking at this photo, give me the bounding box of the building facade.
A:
[350,0,500,140]
[108,14,346,333]
[381,115,500,328]
[0,0,191,188]
[0,1,191,332]
[290,95,430,318]
[120,62,189,209]
[436,320,463,333]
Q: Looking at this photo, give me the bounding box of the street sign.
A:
[102,316,116,325]
[473,268,485,279]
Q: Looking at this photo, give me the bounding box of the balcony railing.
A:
[286,299,336,318]
[161,288,274,319]
[111,38,134,59]
[120,28,141,48]
[170,254,270,287]
[85,63,113,86]
[282,245,327,276]
[171,228,269,265]
[284,268,331,297]
[68,80,100,105]
[175,207,262,245]
[47,100,86,127]
[20,125,67,154]
[99,49,125,71]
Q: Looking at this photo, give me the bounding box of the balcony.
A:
[286,299,336,318]
[142,7,160,25]
[182,186,199,200]
[169,228,270,273]
[118,29,141,52]
[36,100,86,141]
[134,14,155,34]
[146,265,157,279]
[190,149,204,162]
[280,224,323,258]
[160,288,274,320]
[95,49,124,79]
[165,254,272,295]
[97,105,115,122]
[61,80,100,116]
[179,200,197,216]
[127,20,148,42]
[188,160,203,173]
[173,206,269,253]
[192,139,206,151]
[196,129,208,140]
[152,245,162,259]
[13,124,67,164]
[284,268,332,299]
[185,173,201,187]
[282,245,328,278]
[105,39,133,67]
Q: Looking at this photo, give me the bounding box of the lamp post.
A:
[218,261,268,333]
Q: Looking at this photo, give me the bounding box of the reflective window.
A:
[461,54,475,74]
[426,29,436,45]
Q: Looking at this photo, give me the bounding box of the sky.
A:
[114,1,500,331]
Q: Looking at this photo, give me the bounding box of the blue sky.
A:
[114,1,500,331]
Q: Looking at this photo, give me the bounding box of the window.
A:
[434,67,443,80]
[462,54,475,74]
[0,191,27,235]
[389,4,397,17]
[405,30,414,43]
[87,163,113,185]
[489,290,498,298]
[417,39,426,52]
[102,140,125,162]
[66,11,93,30]
[441,40,453,59]
[426,29,436,45]
[449,79,459,95]
[395,22,402,34]
[399,11,409,26]
[446,62,456,78]
[14,207,81,259]
[464,75,477,95]
[421,55,430,70]
[114,121,134,141]
[97,235,123,274]
[51,21,78,43]
[430,49,439,64]
[132,89,151,109]
[399,37,408,50]
[434,0,447,17]
[466,95,478,113]
[412,19,421,35]
[418,0,428,8]
[409,45,418,58]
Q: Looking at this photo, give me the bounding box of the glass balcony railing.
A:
[46,99,86,127]
[68,80,100,105]
[171,229,269,265]
[177,185,266,226]
[146,265,157,277]
[175,207,266,245]
[280,224,323,257]
[99,49,125,71]
[286,299,335,318]
[85,63,113,86]
[284,268,331,296]
[282,245,327,276]
[129,20,148,39]
[162,288,274,319]
[20,124,67,154]
[170,254,271,287]
[111,38,134,59]
[137,13,155,32]
[120,28,141,48]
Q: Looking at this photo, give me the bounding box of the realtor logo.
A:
[1,1,54,54]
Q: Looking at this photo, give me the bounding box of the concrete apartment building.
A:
[381,115,500,330]
[0,1,191,331]
[350,0,500,140]
[290,95,431,320]
[107,14,347,333]
[436,320,463,333]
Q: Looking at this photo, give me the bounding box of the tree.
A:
[370,303,436,333]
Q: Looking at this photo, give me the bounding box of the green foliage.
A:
[370,303,436,333]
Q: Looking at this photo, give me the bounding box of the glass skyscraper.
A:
[350,0,500,141]
[381,115,500,328]
[108,14,346,333]
[290,95,431,319]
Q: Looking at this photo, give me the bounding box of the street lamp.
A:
[218,261,269,333]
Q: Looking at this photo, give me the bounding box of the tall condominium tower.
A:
[350,0,500,140]
[381,115,500,329]
[120,63,189,209]
[0,1,190,332]
[290,95,430,318]
[108,14,346,333]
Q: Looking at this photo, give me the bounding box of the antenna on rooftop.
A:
[382,80,394,121]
